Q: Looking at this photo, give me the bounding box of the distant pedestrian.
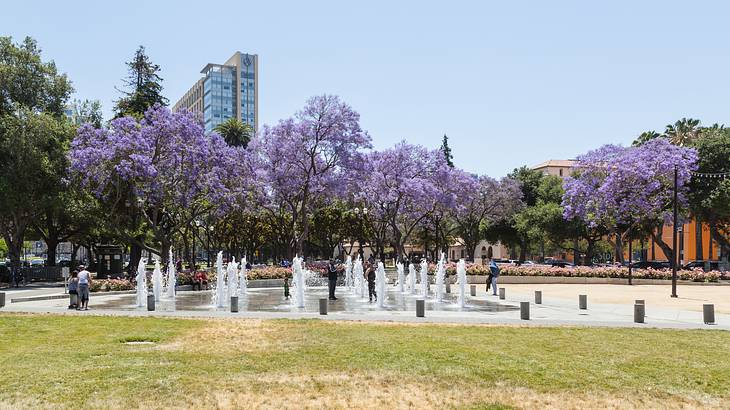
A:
[367,262,377,302]
[489,259,500,296]
[68,270,79,309]
[327,259,338,300]
[77,265,92,310]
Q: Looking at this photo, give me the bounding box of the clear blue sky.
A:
[3,1,729,176]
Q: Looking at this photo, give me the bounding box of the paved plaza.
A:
[2,283,728,330]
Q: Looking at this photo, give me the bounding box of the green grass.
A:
[0,314,729,409]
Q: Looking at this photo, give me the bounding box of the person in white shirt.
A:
[76,265,92,310]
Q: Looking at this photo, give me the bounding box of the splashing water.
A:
[396,262,405,293]
[353,256,365,298]
[435,252,446,303]
[376,261,386,308]
[213,251,227,308]
[408,263,417,295]
[456,259,467,308]
[165,247,176,300]
[291,256,306,308]
[420,259,429,298]
[152,259,163,302]
[227,258,239,300]
[344,255,353,292]
[135,258,147,308]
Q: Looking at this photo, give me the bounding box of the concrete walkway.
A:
[2,284,727,331]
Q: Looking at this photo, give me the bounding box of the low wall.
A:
[463,275,729,286]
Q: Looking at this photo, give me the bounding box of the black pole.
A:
[671,165,678,298]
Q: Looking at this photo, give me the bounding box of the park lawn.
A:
[0,315,729,409]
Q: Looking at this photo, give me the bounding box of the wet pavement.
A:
[92,286,520,314]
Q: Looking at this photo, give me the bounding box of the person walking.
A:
[77,265,92,310]
[489,259,500,296]
[327,259,339,300]
[68,270,79,309]
[367,262,377,302]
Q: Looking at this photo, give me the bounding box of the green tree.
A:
[689,127,730,258]
[440,134,454,167]
[69,99,103,127]
[214,118,254,147]
[113,45,167,119]
[0,36,74,270]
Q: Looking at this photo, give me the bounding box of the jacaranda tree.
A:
[70,105,246,266]
[562,138,698,267]
[251,95,371,257]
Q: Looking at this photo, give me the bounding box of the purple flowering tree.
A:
[451,172,524,261]
[69,105,245,266]
[250,95,371,257]
[359,141,453,262]
[562,138,697,266]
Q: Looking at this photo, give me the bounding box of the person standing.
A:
[489,259,500,296]
[367,262,377,302]
[67,270,79,309]
[77,265,92,310]
[327,259,338,300]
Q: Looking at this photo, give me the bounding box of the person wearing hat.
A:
[76,265,92,310]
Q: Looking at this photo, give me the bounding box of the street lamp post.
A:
[671,165,679,298]
[628,229,632,285]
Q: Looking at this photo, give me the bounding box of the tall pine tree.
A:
[113,45,168,119]
[440,134,454,167]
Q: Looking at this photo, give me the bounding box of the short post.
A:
[534,290,542,304]
[0,292,5,308]
[579,294,587,310]
[445,282,451,294]
[319,298,328,315]
[634,303,645,323]
[520,301,530,320]
[470,285,476,296]
[635,299,645,305]
[230,296,239,313]
[146,294,155,311]
[416,299,425,317]
[703,304,715,325]
[499,288,505,300]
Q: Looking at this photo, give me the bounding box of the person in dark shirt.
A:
[367,262,377,302]
[327,259,339,300]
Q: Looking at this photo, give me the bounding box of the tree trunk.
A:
[573,238,580,266]
[614,233,624,264]
[128,243,142,276]
[651,228,676,268]
[45,238,59,267]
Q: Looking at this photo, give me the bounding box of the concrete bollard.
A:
[0,292,5,308]
[634,303,645,323]
[445,282,451,294]
[499,288,505,300]
[520,301,530,320]
[470,285,476,296]
[579,294,588,310]
[703,304,715,325]
[319,298,327,315]
[416,299,425,317]
[146,294,155,311]
[230,296,239,313]
[535,290,542,304]
[635,299,645,305]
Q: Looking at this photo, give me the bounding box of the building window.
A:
[559,168,563,177]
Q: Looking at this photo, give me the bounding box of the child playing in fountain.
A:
[366,262,377,302]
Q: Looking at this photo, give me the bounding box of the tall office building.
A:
[173,51,259,133]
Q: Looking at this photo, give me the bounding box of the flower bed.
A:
[89,279,135,292]
[499,265,725,282]
[421,262,726,282]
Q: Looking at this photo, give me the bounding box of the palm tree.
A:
[213,118,254,147]
[632,130,663,146]
[665,118,701,146]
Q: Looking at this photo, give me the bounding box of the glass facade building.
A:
[173,52,258,133]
